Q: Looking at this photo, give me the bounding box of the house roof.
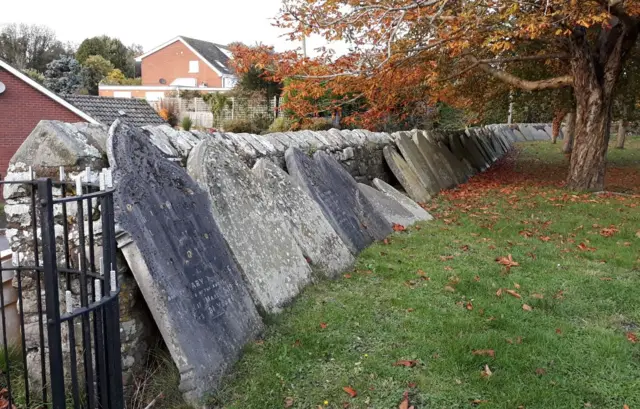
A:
[136,36,235,77]
[0,58,99,124]
[65,95,166,128]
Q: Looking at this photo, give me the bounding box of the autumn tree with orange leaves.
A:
[232,0,640,191]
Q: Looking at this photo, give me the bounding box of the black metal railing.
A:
[0,172,123,409]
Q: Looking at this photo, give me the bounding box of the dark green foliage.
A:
[43,56,83,95]
[76,36,139,77]
[81,55,114,95]
[181,116,193,131]
[222,115,271,134]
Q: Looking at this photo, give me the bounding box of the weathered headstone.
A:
[395,133,442,195]
[314,150,392,241]
[252,158,354,278]
[382,145,432,203]
[372,178,433,221]
[357,183,423,227]
[187,139,313,314]
[107,120,262,406]
[285,147,376,254]
[413,132,457,188]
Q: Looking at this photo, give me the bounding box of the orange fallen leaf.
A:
[406,308,415,313]
[626,332,638,344]
[496,288,503,297]
[383,239,390,245]
[553,290,564,299]
[440,255,454,261]
[461,245,470,251]
[320,322,328,329]
[514,283,521,289]
[496,254,519,268]
[539,236,551,242]
[393,360,418,367]
[522,304,533,312]
[481,364,493,378]
[392,223,406,232]
[343,274,352,279]
[600,227,619,237]
[506,289,522,299]
[466,301,474,311]
[343,386,357,398]
[577,242,596,252]
[474,275,481,282]
[623,242,631,247]
[623,404,630,409]
[472,349,495,358]
[555,328,562,334]
[293,339,302,347]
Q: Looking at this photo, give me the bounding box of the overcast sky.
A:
[2,0,343,55]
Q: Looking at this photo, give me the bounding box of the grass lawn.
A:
[147,137,640,409]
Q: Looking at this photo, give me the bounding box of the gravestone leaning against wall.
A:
[108,121,262,405]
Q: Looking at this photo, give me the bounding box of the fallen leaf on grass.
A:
[320,322,328,329]
[555,328,562,334]
[553,290,565,299]
[393,360,418,367]
[461,245,470,251]
[623,404,630,409]
[535,368,547,376]
[496,254,519,268]
[406,308,415,313]
[383,239,390,245]
[527,252,537,259]
[471,399,488,405]
[600,277,612,281]
[522,304,533,312]
[626,332,638,344]
[577,243,596,252]
[496,288,503,297]
[293,339,302,347]
[392,223,406,232]
[466,301,474,311]
[474,275,481,282]
[600,227,619,237]
[472,349,495,358]
[531,293,544,299]
[343,386,357,398]
[343,274,352,279]
[623,242,631,247]
[440,255,454,261]
[444,266,453,271]
[481,364,493,378]
[514,283,521,289]
[285,397,294,407]
[444,285,456,293]
[255,340,264,345]
[506,289,522,299]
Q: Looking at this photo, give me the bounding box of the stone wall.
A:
[2,119,552,405]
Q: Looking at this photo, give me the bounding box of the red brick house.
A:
[99,36,237,100]
[0,59,97,176]
[0,59,166,177]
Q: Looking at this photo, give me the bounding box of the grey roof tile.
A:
[65,95,166,128]
[180,37,233,75]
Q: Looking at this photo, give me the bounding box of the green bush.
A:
[181,116,193,131]
[222,115,272,134]
[301,118,333,131]
[267,117,294,133]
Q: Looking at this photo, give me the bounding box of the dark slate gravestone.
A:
[314,150,392,241]
[357,182,421,227]
[285,147,376,254]
[107,121,262,406]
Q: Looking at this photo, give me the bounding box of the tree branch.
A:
[476,54,570,64]
[468,56,573,91]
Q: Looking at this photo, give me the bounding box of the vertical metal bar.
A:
[14,252,30,408]
[31,180,47,404]
[65,291,81,409]
[38,178,65,409]
[103,193,124,409]
[0,265,13,408]
[75,179,96,409]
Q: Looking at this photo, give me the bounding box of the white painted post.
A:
[94,280,102,302]
[59,166,66,182]
[65,290,73,313]
[110,267,117,294]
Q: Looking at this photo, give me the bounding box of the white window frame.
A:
[145,92,165,101]
[113,91,132,98]
[189,60,200,73]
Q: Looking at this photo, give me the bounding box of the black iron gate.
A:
[0,174,124,409]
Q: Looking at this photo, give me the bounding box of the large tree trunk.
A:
[616,105,628,149]
[565,19,638,191]
[566,89,611,190]
[562,111,576,154]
